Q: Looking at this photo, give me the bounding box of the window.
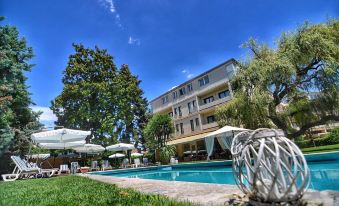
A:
[172,91,178,99]
[178,106,182,117]
[190,120,194,131]
[179,87,186,96]
[198,75,209,87]
[203,96,214,104]
[192,100,196,109]
[168,112,173,117]
[162,95,169,104]
[207,115,215,124]
[188,102,191,113]
[195,118,200,127]
[176,124,179,132]
[180,123,184,134]
[187,84,193,92]
[218,90,230,99]
[174,108,177,116]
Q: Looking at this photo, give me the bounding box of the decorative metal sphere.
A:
[231,128,310,203]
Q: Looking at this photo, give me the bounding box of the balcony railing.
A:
[199,96,231,111]
[201,122,218,130]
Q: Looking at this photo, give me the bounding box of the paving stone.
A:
[82,174,339,206]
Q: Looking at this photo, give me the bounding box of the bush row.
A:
[295,126,339,148]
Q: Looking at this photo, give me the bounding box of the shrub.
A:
[159,145,176,164]
[295,126,339,148]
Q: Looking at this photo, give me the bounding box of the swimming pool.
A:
[92,151,339,191]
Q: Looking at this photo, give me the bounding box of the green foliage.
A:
[301,143,339,154]
[328,126,339,141]
[115,64,149,146]
[144,114,174,149]
[216,20,339,138]
[30,146,50,154]
[296,127,339,148]
[0,18,42,159]
[159,145,176,164]
[143,151,155,163]
[0,176,196,206]
[51,44,148,147]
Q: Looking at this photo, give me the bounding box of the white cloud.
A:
[104,0,115,13]
[168,85,178,91]
[181,69,194,79]
[99,0,122,28]
[31,106,57,122]
[187,73,194,78]
[128,36,141,45]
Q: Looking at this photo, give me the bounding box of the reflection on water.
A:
[109,159,339,191]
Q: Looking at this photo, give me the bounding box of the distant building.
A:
[150,59,237,160]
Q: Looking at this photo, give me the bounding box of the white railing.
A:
[199,96,231,111]
[202,122,218,130]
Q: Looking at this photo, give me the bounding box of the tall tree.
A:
[51,44,149,146]
[0,17,42,158]
[144,114,174,149]
[116,64,149,147]
[216,20,339,139]
[51,44,118,145]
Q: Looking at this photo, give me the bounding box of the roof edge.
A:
[150,58,237,103]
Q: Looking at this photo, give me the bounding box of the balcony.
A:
[202,122,218,130]
[199,96,231,111]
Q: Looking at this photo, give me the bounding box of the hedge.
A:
[295,126,339,148]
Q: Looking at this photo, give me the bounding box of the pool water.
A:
[94,152,339,191]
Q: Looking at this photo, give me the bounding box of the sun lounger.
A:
[122,158,132,168]
[58,164,70,174]
[1,156,57,181]
[90,161,100,171]
[102,160,112,171]
[132,158,145,168]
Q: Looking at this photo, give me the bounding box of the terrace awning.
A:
[167,132,212,145]
[203,126,249,159]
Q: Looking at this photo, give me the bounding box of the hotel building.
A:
[150,59,237,160]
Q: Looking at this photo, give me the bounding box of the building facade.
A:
[150,59,237,160]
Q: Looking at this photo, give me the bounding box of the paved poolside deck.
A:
[83,174,339,206]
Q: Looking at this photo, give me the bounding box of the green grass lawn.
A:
[0,176,195,206]
[302,143,339,154]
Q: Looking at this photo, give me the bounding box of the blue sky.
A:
[1,0,338,126]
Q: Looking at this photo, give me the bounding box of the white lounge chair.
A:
[1,156,57,181]
[58,164,70,174]
[102,160,112,171]
[90,161,100,171]
[122,158,132,168]
[132,158,144,168]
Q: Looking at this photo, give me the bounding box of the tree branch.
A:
[288,114,339,139]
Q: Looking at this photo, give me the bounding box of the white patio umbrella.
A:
[31,128,90,144]
[26,153,50,159]
[204,126,249,160]
[131,152,143,157]
[38,141,86,149]
[106,143,135,152]
[73,144,105,154]
[109,153,125,158]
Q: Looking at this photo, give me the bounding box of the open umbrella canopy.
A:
[26,153,50,159]
[38,141,85,149]
[109,153,125,158]
[73,144,105,154]
[106,143,135,152]
[131,152,143,157]
[204,126,249,139]
[31,128,90,144]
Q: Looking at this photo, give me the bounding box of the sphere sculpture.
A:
[231,128,310,204]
